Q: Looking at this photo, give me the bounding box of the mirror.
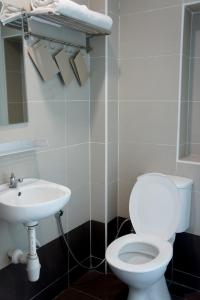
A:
[0,25,28,125]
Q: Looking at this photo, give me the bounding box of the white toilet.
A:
[106,173,193,300]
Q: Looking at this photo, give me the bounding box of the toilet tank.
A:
[167,175,193,233]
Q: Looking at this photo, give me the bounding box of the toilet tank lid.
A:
[167,175,193,189]
[137,173,193,189]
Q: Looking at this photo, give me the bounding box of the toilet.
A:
[106,173,193,300]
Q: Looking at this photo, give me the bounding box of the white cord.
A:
[56,211,131,270]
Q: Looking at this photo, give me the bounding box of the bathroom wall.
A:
[118,0,182,218]
[0,0,91,269]
[89,0,119,259]
[118,0,200,237]
[89,0,119,221]
[118,0,200,294]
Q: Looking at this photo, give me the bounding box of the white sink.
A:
[0,179,71,224]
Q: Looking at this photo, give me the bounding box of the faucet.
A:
[9,173,23,188]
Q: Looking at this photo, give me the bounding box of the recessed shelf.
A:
[178,1,200,165]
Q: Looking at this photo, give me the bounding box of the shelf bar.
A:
[24,31,92,52]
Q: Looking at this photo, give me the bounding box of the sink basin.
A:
[0,179,71,224]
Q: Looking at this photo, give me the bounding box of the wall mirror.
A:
[0,24,28,125]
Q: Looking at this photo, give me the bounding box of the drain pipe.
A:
[8,222,41,282]
[26,224,41,281]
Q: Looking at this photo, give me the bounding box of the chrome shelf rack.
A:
[1,11,111,52]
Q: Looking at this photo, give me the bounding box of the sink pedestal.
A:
[8,222,41,282]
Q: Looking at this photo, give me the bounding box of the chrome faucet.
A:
[9,173,23,188]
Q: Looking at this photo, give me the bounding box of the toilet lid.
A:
[129,173,180,241]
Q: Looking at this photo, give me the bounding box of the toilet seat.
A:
[129,173,180,240]
[106,233,172,273]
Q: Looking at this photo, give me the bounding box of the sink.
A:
[0,179,71,224]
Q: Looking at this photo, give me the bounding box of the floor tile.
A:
[72,271,128,300]
[55,271,186,300]
[185,293,200,299]
[54,288,98,300]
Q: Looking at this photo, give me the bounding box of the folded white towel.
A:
[0,3,21,20]
[4,0,30,10]
[0,0,31,21]
[31,0,58,10]
[31,0,113,33]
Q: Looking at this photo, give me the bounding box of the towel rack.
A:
[1,11,111,52]
[24,32,92,52]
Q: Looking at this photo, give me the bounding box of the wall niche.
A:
[178,2,200,164]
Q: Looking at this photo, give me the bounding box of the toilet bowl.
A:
[106,173,193,300]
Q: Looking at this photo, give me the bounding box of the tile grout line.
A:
[119,4,181,17]
[174,268,200,280]
[71,287,102,300]
[172,281,200,293]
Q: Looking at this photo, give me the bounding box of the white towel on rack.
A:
[31,0,57,10]
[0,0,31,22]
[31,0,113,33]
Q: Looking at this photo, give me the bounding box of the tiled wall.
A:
[118,0,181,217]
[89,0,119,258]
[107,0,119,224]
[0,0,91,269]
[118,0,200,238]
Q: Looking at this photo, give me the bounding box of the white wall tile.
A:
[118,179,133,218]
[0,152,38,184]
[108,102,118,142]
[91,143,105,184]
[191,12,200,58]
[120,6,182,58]
[179,101,189,146]
[108,0,119,15]
[28,101,66,149]
[67,101,90,145]
[66,143,90,190]
[89,0,105,12]
[37,216,59,246]
[188,101,200,144]
[90,57,105,101]
[120,0,182,15]
[183,8,192,57]
[91,183,105,222]
[119,142,176,182]
[67,186,90,231]
[119,55,180,101]
[177,162,200,192]
[108,13,119,59]
[107,181,118,221]
[36,148,66,185]
[90,101,105,143]
[108,142,118,183]
[108,59,119,100]
[187,190,200,236]
[90,36,106,58]
[119,101,178,145]
[189,59,200,101]
[181,56,190,101]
